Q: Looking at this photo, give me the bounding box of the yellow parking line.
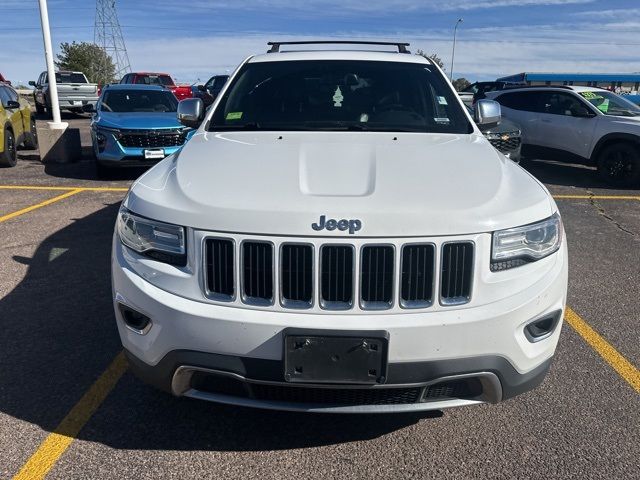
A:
[0,185,128,192]
[0,189,84,223]
[12,352,128,480]
[565,307,640,393]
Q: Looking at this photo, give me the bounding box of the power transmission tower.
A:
[94,0,131,84]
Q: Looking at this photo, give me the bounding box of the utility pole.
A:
[450,18,463,82]
[37,0,65,129]
[94,0,131,84]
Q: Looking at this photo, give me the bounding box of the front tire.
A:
[0,128,17,167]
[597,143,640,187]
[35,102,45,115]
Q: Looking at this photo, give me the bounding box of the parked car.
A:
[0,73,10,85]
[487,86,640,186]
[112,41,567,413]
[458,81,524,107]
[467,105,521,162]
[0,82,37,167]
[90,84,195,177]
[120,72,193,101]
[29,71,98,117]
[193,74,229,107]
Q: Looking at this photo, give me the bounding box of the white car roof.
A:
[248,50,433,64]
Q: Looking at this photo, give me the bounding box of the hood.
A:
[126,131,554,237]
[480,118,521,135]
[96,111,182,130]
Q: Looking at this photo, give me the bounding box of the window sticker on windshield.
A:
[437,96,448,105]
[226,111,243,120]
[434,117,450,124]
[596,99,610,113]
[333,86,344,107]
[579,92,598,99]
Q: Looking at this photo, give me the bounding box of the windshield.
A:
[209,60,471,133]
[136,75,174,86]
[100,90,178,113]
[578,91,640,117]
[55,73,87,84]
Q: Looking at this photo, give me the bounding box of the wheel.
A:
[597,143,640,187]
[23,117,38,149]
[35,102,45,115]
[43,105,53,120]
[0,128,17,167]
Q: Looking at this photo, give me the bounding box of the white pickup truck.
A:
[29,71,99,117]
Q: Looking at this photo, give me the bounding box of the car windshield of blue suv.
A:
[209,60,472,133]
[101,90,178,113]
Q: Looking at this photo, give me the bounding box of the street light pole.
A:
[37,0,66,129]
[450,18,463,82]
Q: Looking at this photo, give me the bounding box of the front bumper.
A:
[93,131,185,167]
[112,235,568,412]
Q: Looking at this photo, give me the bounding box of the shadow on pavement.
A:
[520,158,639,191]
[0,203,435,452]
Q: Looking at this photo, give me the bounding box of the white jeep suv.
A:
[112,41,568,413]
[486,86,640,186]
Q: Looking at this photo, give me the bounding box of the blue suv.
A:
[91,84,195,177]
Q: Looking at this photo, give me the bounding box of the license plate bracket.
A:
[144,148,165,160]
[283,329,389,384]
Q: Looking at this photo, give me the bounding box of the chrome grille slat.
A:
[400,244,435,308]
[242,241,274,304]
[320,245,354,309]
[360,245,394,309]
[204,238,235,300]
[281,244,313,308]
[440,242,474,305]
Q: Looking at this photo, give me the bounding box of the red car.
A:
[119,72,192,101]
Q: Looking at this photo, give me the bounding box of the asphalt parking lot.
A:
[1,113,638,480]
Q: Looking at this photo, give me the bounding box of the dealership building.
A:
[497,72,640,92]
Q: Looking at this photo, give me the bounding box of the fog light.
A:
[525,311,561,343]
[118,304,151,334]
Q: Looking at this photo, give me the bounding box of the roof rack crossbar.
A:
[267,41,410,54]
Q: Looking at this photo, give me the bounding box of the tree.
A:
[452,77,471,91]
[55,42,116,85]
[416,49,445,71]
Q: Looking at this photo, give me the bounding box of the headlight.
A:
[491,213,562,271]
[117,207,186,266]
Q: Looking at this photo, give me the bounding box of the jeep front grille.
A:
[242,241,274,304]
[360,245,394,309]
[440,242,474,305]
[400,244,435,308]
[281,244,313,307]
[203,237,475,310]
[320,245,354,309]
[205,238,235,299]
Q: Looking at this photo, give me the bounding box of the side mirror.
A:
[28,80,36,87]
[474,99,501,126]
[197,84,206,91]
[177,98,204,128]
[83,103,96,113]
[4,100,21,109]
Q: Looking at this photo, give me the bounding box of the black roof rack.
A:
[267,41,410,54]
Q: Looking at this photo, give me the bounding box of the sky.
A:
[1,0,639,85]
